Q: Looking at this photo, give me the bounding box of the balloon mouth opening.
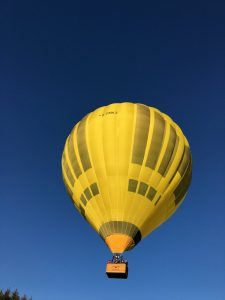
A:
[105,234,135,253]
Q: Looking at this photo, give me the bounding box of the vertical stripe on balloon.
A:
[158,125,177,176]
[174,160,192,205]
[146,111,165,170]
[77,116,92,171]
[132,104,150,165]
[68,128,82,178]
[177,146,191,177]
[62,153,75,186]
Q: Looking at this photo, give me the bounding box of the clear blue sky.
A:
[1,1,225,299]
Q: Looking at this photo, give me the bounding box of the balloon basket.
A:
[106,254,128,279]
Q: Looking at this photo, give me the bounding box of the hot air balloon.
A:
[61,103,192,278]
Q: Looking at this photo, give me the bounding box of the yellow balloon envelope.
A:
[62,103,192,254]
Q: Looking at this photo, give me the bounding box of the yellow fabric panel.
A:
[112,103,135,225]
[61,102,192,252]
[87,106,113,222]
[154,118,170,171]
[102,104,120,218]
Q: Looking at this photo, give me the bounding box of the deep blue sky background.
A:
[1,1,225,299]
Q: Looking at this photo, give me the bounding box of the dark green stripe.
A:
[132,104,150,165]
[146,187,157,201]
[62,153,75,186]
[84,187,92,201]
[158,125,177,176]
[168,143,186,184]
[99,221,142,246]
[174,160,192,205]
[77,117,92,171]
[174,174,192,206]
[128,179,138,192]
[178,146,191,177]
[68,129,82,178]
[80,194,87,206]
[138,182,148,196]
[90,183,99,196]
[79,204,86,219]
[146,111,165,169]
[163,135,179,177]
